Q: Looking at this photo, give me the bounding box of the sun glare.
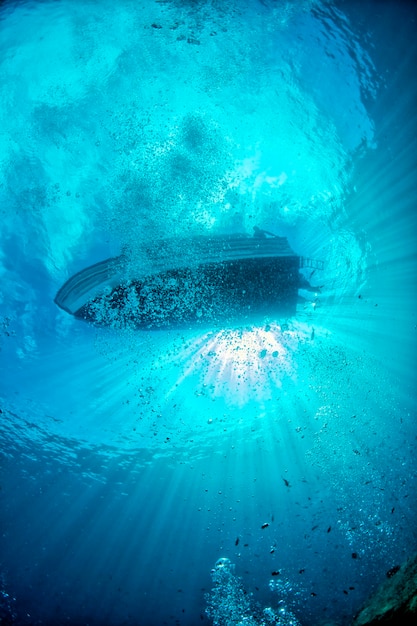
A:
[161,321,315,406]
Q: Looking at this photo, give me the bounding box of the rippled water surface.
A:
[0,1,416,624]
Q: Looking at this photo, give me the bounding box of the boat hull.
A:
[55,234,302,329]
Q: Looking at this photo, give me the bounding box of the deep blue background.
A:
[0,1,416,624]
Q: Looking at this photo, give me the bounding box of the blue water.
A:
[0,0,416,624]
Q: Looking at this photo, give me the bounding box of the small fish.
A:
[386,565,400,578]
[261,522,269,529]
[343,590,348,595]
[327,526,332,533]
[271,571,280,576]
[299,568,305,574]
[282,477,291,488]
[349,586,355,590]
[351,552,358,559]
[311,592,317,597]
[235,537,240,546]
[312,525,319,531]
[391,507,395,514]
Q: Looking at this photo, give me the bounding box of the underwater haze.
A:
[0,0,416,625]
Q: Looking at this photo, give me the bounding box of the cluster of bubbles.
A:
[205,558,301,626]
[0,574,16,625]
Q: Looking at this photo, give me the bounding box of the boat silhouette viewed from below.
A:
[54,231,322,330]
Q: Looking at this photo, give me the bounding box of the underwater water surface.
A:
[0,0,416,625]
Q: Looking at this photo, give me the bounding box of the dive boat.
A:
[54,231,322,329]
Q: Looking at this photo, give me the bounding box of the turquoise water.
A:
[0,0,416,624]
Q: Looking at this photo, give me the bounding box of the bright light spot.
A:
[226,153,288,202]
[159,321,314,406]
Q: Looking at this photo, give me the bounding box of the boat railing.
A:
[299,257,324,270]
